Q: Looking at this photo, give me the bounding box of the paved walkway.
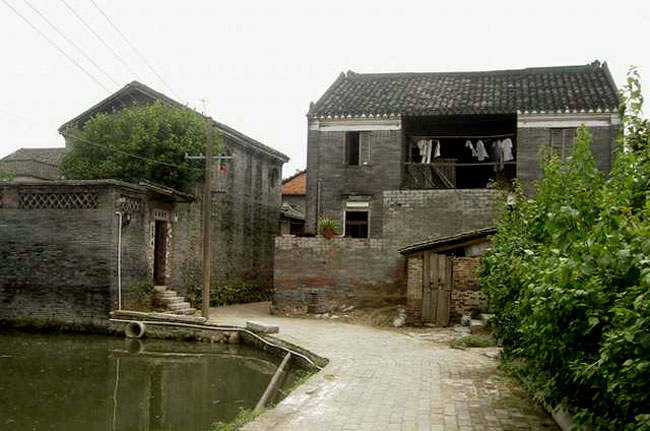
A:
[209,303,557,431]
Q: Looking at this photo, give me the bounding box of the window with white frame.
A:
[344,201,369,238]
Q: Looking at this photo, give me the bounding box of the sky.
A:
[1,0,648,177]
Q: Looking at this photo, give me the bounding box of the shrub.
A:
[479,68,650,430]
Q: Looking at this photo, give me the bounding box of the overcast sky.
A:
[1,0,648,177]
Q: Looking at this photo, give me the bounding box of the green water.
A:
[0,331,289,431]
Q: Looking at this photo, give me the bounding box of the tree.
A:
[479,68,650,430]
[0,168,15,181]
[60,101,222,190]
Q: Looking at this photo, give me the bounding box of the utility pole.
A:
[202,117,213,319]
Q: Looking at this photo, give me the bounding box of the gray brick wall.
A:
[274,189,499,313]
[517,124,619,194]
[0,184,120,326]
[305,129,402,236]
[211,138,283,301]
[383,189,497,249]
[272,236,403,313]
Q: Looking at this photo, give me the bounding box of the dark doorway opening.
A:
[154,221,167,285]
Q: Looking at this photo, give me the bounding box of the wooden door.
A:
[154,221,167,285]
[422,252,453,326]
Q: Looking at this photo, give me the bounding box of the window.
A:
[550,128,575,162]
[344,201,369,238]
[345,131,360,165]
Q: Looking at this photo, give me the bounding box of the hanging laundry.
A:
[476,140,489,161]
[433,140,441,159]
[465,140,478,158]
[501,138,514,162]
[492,141,504,171]
[417,139,432,163]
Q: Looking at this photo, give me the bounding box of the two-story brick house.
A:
[305,61,620,238]
[272,61,620,318]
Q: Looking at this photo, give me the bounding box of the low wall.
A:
[272,236,404,313]
[0,182,120,327]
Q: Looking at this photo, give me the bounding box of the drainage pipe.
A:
[254,352,291,414]
[115,211,123,311]
[109,318,322,370]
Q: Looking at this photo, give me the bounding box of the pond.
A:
[0,331,299,430]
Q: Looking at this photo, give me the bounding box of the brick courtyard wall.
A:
[450,257,486,321]
[274,189,497,315]
[272,236,404,313]
[0,181,208,326]
[0,182,124,326]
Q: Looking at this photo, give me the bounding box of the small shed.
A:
[399,227,496,326]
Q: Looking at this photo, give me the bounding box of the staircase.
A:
[153,286,197,316]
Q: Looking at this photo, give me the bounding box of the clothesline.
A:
[405,161,516,167]
[410,133,516,140]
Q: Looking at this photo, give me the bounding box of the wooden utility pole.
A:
[202,118,213,319]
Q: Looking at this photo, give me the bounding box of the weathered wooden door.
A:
[154,221,167,285]
[421,252,453,326]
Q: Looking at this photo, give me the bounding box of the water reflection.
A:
[0,332,285,431]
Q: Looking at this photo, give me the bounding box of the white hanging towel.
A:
[433,140,440,159]
[465,140,478,157]
[501,138,514,162]
[476,140,489,161]
[417,139,431,163]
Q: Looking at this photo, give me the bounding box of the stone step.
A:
[159,296,184,305]
[164,308,196,316]
[157,291,177,298]
[166,301,191,311]
[153,285,168,293]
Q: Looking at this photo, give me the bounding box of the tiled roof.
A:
[309,61,619,118]
[1,147,66,166]
[280,203,305,220]
[59,81,289,163]
[282,170,306,195]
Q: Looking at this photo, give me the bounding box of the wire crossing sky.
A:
[1,0,648,176]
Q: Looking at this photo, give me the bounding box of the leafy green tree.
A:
[61,101,222,190]
[0,168,15,181]
[480,68,650,430]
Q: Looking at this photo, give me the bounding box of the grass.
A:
[450,334,497,349]
[211,408,259,431]
[211,370,315,430]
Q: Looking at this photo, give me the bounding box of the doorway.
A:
[154,220,167,285]
[422,253,453,326]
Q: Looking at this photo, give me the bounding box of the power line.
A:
[89,0,182,101]
[59,0,143,81]
[1,0,111,92]
[22,0,120,88]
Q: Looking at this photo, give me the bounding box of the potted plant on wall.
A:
[318,217,339,239]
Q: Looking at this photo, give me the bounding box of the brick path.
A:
[209,303,557,431]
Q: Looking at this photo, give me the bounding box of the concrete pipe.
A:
[125,321,146,339]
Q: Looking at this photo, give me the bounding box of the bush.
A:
[479,69,650,430]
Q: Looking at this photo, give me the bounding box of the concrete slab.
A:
[246,320,280,334]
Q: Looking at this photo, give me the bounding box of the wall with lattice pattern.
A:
[18,192,98,209]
